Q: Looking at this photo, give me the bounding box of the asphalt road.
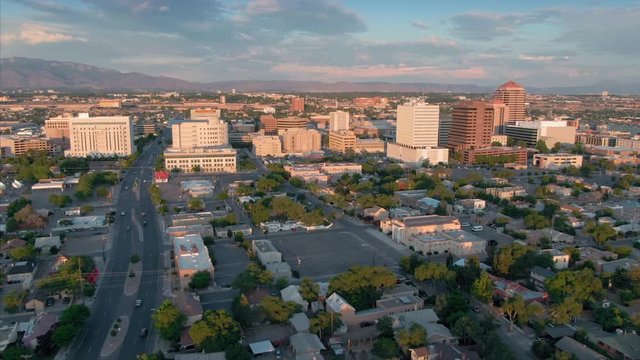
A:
[67,139,165,360]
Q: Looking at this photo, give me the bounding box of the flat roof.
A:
[400,215,459,227]
[173,234,214,272]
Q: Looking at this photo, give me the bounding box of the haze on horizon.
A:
[1,0,639,88]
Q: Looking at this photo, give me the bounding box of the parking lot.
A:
[269,230,392,280]
[211,240,250,287]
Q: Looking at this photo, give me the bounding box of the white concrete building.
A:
[164,147,236,173]
[173,234,215,286]
[534,153,583,169]
[172,110,229,149]
[408,230,486,257]
[252,239,282,264]
[329,111,350,132]
[387,101,449,165]
[64,113,134,157]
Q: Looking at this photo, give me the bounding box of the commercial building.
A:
[329,130,385,153]
[491,134,508,146]
[491,100,509,134]
[407,230,486,257]
[252,135,283,157]
[259,115,277,133]
[173,234,214,286]
[252,239,282,265]
[387,100,449,165]
[277,117,308,130]
[279,128,321,153]
[448,101,494,152]
[505,120,576,147]
[44,117,70,140]
[462,146,528,165]
[493,80,526,121]
[164,147,237,173]
[534,153,583,169]
[485,186,527,199]
[388,215,461,244]
[284,163,361,183]
[171,109,229,148]
[290,97,305,112]
[136,123,158,136]
[63,114,134,157]
[329,111,350,131]
[438,115,452,147]
[575,132,615,147]
[98,99,122,108]
[0,137,51,156]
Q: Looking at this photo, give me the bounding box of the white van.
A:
[471,225,483,232]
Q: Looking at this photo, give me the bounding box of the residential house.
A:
[485,186,526,199]
[174,291,203,326]
[281,285,309,310]
[290,332,326,360]
[389,207,422,219]
[265,262,292,280]
[601,258,640,275]
[490,274,548,303]
[6,261,37,288]
[411,344,481,360]
[585,329,640,360]
[540,249,570,270]
[455,198,486,214]
[22,313,58,349]
[577,247,618,270]
[554,336,607,360]
[391,308,456,344]
[290,312,310,333]
[567,216,585,228]
[363,206,389,222]
[326,291,423,329]
[0,239,27,258]
[34,236,61,252]
[530,266,556,291]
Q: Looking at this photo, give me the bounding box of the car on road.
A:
[62,297,71,304]
[472,305,481,313]
[135,299,142,307]
[126,226,131,231]
[139,328,148,337]
[45,297,55,307]
[471,225,483,232]
[143,221,147,226]
[461,222,471,227]
[121,211,126,216]
[275,349,282,360]
[124,186,129,190]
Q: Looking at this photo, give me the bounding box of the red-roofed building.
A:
[154,171,169,183]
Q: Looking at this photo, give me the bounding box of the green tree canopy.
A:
[372,338,399,359]
[329,265,396,310]
[189,310,241,352]
[299,277,320,302]
[152,300,186,341]
[232,263,273,293]
[189,271,212,289]
[259,296,301,323]
[545,269,603,303]
[471,271,494,303]
[397,323,427,348]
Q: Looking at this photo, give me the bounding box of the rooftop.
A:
[253,239,279,253]
[497,80,524,90]
[399,215,460,228]
[555,336,606,360]
[173,234,214,272]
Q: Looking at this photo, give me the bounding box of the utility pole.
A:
[78,257,85,305]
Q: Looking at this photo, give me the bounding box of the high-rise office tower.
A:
[490,100,509,135]
[171,109,229,148]
[493,80,526,121]
[448,101,494,152]
[386,100,448,165]
[329,111,350,132]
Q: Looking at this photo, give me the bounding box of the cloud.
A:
[554,6,640,55]
[271,63,488,80]
[518,54,569,62]
[110,55,205,65]
[2,23,87,45]
[411,21,428,30]
[450,10,559,40]
[240,0,367,35]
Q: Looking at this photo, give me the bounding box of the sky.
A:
[1,0,639,87]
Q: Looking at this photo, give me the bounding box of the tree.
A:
[549,298,582,325]
[585,222,617,245]
[376,316,395,338]
[232,263,273,293]
[492,243,530,277]
[310,312,342,339]
[415,262,455,285]
[435,290,468,325]
[502,295,543,331]
[188,197,204,211]
[372,338,399,359]
[52,304,91,347]
[397,323,427,348]
[49,194,72,207]
[96,187,110,197]
[153,300,186,341]
[189,310,241,352]
[10,244,36,261]
[545,269,602,303]
[231,294,253,328]
[299,277,320,302]
[595,305,629,332]
[8,197,31,217]
[2,345,33,360]
[491,141,503,147]
[400,254,425,274]
[329,265,396,310]
[80,205,94,214]
[535,140,549,154]
[471,272,493,303]
[225,344,252,360]
[137,353,165,360]
[524,213,550,230]
[260,296,301,323]
[289,177,305,187]
[3,290,27,313]
[189,271,212,289]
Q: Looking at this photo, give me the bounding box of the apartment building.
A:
[64,114,134,157]
[329,130,385,153]
[279,128,321,153]
[173,234,214,287]
[290,97,305,112]
[164,147,237,173]
[533,153,583,169]
[252,134,283,157]
[329,111,350,131]
[259,115,278,133]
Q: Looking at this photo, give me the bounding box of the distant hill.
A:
[1,57,639,94]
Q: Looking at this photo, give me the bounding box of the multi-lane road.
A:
[67,140,165,360]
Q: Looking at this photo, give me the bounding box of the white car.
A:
[471,225,483,232]
[461,222,471,227]
[135,299,142,307]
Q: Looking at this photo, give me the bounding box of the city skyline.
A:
[1,0,638,87]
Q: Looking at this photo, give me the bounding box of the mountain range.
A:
[1,57,639,94]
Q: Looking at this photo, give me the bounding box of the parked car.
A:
[62,297,71,304]
[461,222,471,227]
[126,226,131,231]
[135,299,142,307]
[45,297,55,307]
[121,211,126,216]
[139,328,148,337]
[471,225,483,232]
